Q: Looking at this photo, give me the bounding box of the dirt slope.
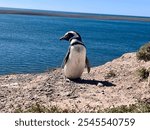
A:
[0,52,150,112]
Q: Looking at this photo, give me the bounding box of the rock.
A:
[97,82,104,87]
[66,78,70,82]
[102,90,105,94]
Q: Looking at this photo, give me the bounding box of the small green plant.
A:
[14,103,76,113]
[103,101,150,113]
[105,70,116,78]
[136,42,150,61]
[14,103,50,113]
[137,67,149,80]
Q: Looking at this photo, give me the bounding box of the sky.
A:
[0,0,150,17]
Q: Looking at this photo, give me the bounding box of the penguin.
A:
[60,31,90,79]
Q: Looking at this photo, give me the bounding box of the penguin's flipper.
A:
[85,57,90,73]
[61,48,70,68]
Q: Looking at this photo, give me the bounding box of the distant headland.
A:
[0,7,150,22]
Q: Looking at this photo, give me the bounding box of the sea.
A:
[0,12,150,75]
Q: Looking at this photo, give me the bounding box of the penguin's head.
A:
[60,31,82,42]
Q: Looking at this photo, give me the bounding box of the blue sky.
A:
[0,0,150,17]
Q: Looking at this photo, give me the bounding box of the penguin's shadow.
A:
[70,78,116,87]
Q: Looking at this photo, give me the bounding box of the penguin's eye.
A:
[67,33,74,38]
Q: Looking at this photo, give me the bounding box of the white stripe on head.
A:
[67,31,79,38]
[68,31,82,42]
[61,31,82,42]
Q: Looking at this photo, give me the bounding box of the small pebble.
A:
[97,82,104,87]
[102,90,105,94]
[66,79,70,82]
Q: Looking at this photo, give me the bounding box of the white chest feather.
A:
[64,45,86,79]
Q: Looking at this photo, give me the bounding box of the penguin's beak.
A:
[59,36,65,40]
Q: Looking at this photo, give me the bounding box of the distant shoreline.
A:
[0,7,150,22]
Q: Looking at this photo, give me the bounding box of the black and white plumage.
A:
[60,31,90,79]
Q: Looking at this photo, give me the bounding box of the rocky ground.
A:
[0,52,150,112]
